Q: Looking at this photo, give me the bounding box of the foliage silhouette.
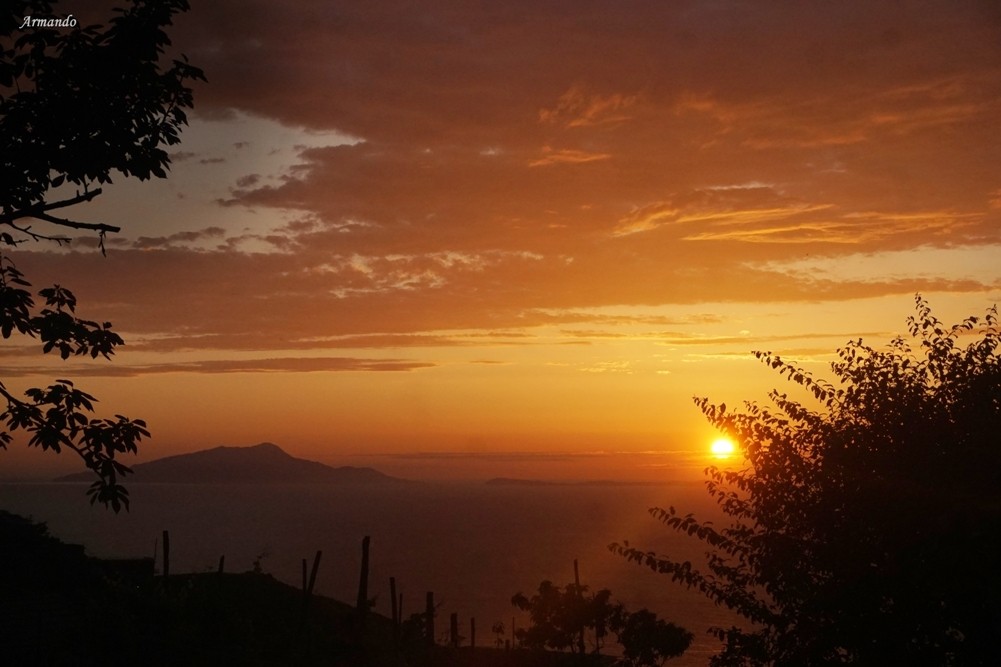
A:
[0,0,203,510]
[611,296,1001,664]
[491,620,507,648]
[614,608,693,667]
[512,580,612,655]
[1,0,205,247]
[512,579,692,665]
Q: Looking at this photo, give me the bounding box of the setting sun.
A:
[710,437,737,459]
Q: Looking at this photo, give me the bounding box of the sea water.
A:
[0,481,741,664]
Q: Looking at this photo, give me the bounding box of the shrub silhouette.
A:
[512,579,692,664]
[612,296,1001,664]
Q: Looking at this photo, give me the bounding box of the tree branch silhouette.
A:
[0,0,204,509]
[0,188,121,240]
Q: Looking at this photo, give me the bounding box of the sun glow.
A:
[710,437,736,459]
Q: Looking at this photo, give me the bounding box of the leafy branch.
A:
[0,254,148,511]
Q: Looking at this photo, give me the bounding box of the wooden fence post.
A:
[426,592,435,647]
[390,576,399,641]
[354,536,366,628]
[574,558,585,656]
[161,530,170,580]
[301,550,322,623]
[307,550,322,596]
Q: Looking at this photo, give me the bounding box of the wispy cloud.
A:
[1,356,435,378]
[528,147,613,167]
[539,85,641,128]
[613,187,833,237]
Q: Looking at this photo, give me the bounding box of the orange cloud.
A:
[613,187,831,237]
[539,85,641,128]
[528,146,613,167]
[988,189,1001,210]
[8,2,999,450]
[1,357,434,378]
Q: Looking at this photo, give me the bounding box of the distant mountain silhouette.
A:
[485,477,555,486]
[485,477,673,487]
[55,443,408,484]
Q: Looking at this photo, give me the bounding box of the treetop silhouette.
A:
[2,0,204,248]
[613,295,1001,664]
[512,577,693,665]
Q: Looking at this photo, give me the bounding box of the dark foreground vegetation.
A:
[1,510,643,666]
[613,297,1001,665]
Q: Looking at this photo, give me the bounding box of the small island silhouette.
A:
[54,442,410,485]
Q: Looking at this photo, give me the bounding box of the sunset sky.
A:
[4,0,1000,481]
